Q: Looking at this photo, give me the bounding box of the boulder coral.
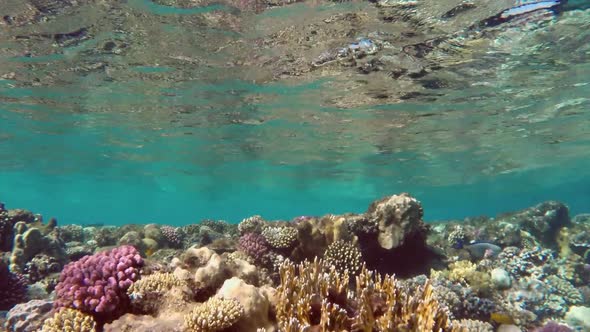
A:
[215,277,275,331]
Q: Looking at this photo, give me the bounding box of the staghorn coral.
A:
[54,245,143,320]
[41,308,96,332]
[323,240,362,275]
[262,226,298,250]
[184,297,244,332]
[276,258,461,331]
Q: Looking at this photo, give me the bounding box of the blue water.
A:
[1,0,589,225]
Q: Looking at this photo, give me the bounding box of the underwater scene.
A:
[1,0,590,331]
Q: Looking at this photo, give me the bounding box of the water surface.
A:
[1,0,589,224]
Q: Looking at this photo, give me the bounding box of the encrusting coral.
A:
[276,258,467,332]
[41,308,96,332]
[184,297,244,332]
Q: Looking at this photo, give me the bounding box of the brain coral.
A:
[54,245,143,318]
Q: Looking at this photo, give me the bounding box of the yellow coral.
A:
[184,297,244,332]
[277,258,462,332]
[41,308,96,332]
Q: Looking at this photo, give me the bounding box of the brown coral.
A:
[276,258,462,332]
[41,308,96,332]
[184,297,244,332]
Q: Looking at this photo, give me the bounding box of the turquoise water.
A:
[1,0,589,225]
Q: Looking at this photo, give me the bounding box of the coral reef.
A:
[2,194,590,332]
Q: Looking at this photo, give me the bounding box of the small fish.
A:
[490,312,516,325]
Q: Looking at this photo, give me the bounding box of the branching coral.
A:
[276,258,464,332]
[41,308,96,332]
[54,245,143,320]
[184,297,244,332]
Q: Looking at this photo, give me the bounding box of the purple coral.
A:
[54,245,143,318]
[533,322,573,332]
[238,232,269,262]
[0,261,28,310]
[161,225,184,248]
